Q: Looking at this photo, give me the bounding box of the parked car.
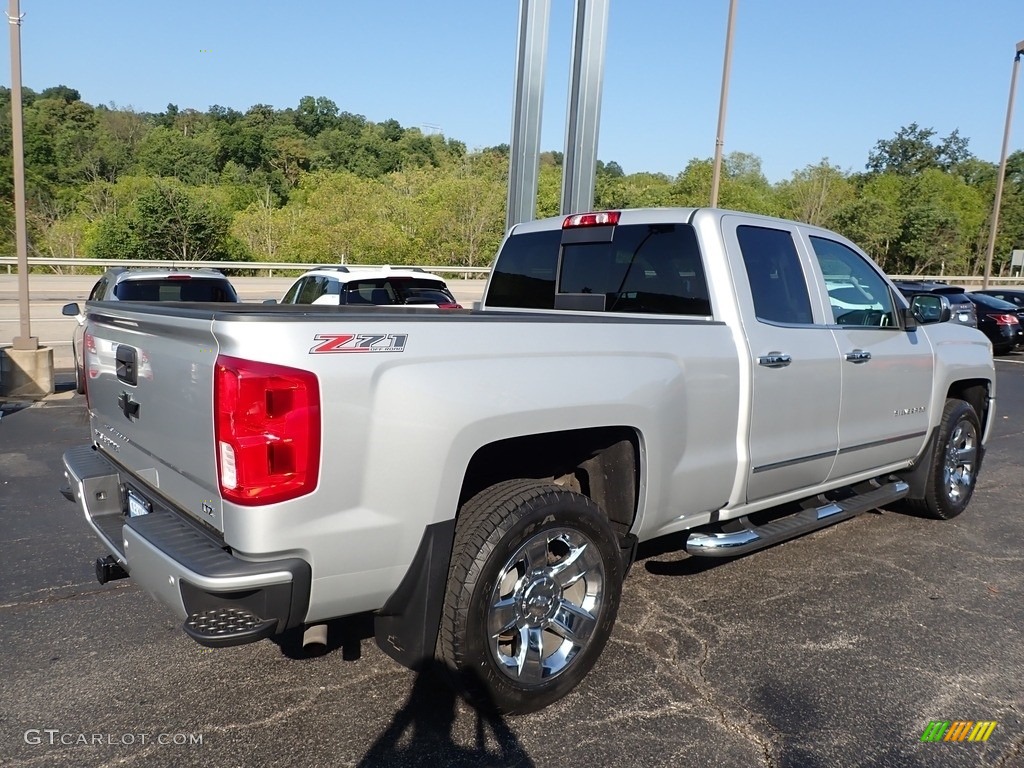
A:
[279,266,462,308]
[62,267,238,394]
[964,292,1024,355]
[891,280,977,327]
[973,288,1024,310]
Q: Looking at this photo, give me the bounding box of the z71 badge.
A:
[310,333,408,354]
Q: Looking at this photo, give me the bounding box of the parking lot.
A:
[1,361,1023,767]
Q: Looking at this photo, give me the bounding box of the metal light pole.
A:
[507,0,551,230]
[8,0,35,349]
[560,0,610,216]
[982,39,1024,289]
[710,0,738,208]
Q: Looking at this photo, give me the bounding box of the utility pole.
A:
[982,39,1024,289]
[710,0,738,208]
[8,0,35,349]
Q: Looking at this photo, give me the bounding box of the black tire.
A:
[438,479,623,714]
[907,399,981,520]
[74,359,85,395]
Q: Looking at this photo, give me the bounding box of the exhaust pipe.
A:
[302,624,328,650]
[95,555,128,584]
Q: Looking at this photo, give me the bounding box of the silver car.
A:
[62,267,238,394]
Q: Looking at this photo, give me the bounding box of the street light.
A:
[7,0,35,350]
[982,39,1024,289]
[710,0,739,208]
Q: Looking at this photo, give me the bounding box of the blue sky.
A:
[5,0,1023,182]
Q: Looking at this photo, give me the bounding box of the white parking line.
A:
[995,358,1024,365]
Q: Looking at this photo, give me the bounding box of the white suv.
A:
[280,266,462,309]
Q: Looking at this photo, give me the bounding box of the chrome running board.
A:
[685,480,910,558]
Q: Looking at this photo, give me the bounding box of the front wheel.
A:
[438,479,624,714]
[909,399,982,520]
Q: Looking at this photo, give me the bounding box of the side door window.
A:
[282,278,304,304]
[344,280,396,305]
[736,226,814,325]
[297,277,327,304]
[810,237,896,327]
[310,277,341,305]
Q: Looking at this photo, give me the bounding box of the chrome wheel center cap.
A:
[520,575,559,622]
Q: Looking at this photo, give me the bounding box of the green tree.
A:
[90,178,233,261]
[135,125,219,185]
[776,160,855,228]
[832,174,904,269]
[866,123,973,176]
[294,95,339,137]
[595,171,672,209]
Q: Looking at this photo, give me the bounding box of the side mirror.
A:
[61,302,82,317]
[902,306,918,332]
[910,294,951,325]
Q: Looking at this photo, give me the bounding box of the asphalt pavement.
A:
[1,363,1023,767]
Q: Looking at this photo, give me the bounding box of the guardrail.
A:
[1,257,1022,285]
[0,257,492,278]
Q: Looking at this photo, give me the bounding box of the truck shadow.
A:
[357,660,535,767]
[271,620,534,766]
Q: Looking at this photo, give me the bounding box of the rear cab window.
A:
[487,221,712,316]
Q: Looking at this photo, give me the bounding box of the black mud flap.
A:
[374,519,456,671]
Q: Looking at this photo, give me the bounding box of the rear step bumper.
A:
[62,445,311,647]
[686,480,909,557]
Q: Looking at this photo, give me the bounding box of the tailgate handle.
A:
[115,344,138,386]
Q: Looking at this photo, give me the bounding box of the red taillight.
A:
[993,314,1019,326]
[214,355,321,506]
[166,275,193,280]
[438,303,463,310]
[562,211,621,229]
[85,331,96,354]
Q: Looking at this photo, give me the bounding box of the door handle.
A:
[758,352,792,368]
[845,349,872,363]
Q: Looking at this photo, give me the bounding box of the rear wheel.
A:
[908,399,981,520]
[74,350,85,395]
[438,479,623,714]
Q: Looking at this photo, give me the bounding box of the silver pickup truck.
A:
[62,208,995,713]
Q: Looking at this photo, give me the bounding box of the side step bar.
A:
[686,480,909,558]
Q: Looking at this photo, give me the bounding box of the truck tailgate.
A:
[84,304,225,530]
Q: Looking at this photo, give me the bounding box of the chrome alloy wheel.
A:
[487,527,605,684]
[944,418,978,504]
